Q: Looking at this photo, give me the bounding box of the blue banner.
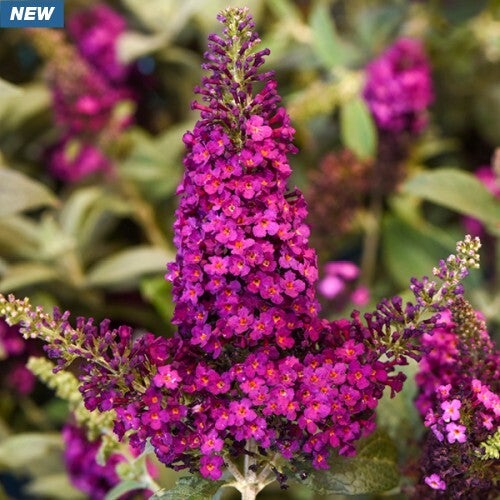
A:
[0,1,64,28]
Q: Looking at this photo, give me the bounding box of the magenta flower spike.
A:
[363,38,433,133]
[415,299,500,497]
[158,8,435,481]
[68,3,130,84]
[167,7,323,358]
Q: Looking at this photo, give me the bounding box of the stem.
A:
[360,193,383,286]
[242,441,258,500]
[225,443,277,500]
[19,397,54,431]
[118,178,169,249]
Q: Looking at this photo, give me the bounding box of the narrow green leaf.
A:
[266,0,302,22]
[402,168,500,230]
[150,475,224,500]
[38,215,76,260]
[105,480,146,500]
[117,32,168,63]
[59,187,108,236]
[59,187,130,255]
[121,0,198,36]
[377,360,425,460]
[441,0,487,24]
[26,473,85,500]
[141,276,174,323]
[340,97,377,160]
[0,169,57,216]
[382,215,453,288]
[355,5,406,53]
[0,215,41,258]
[119,127,187,200]
[293,431,399,495]
[310,3,358,68]
[0,433,62,468]
[0,78,22,101]
[0,83,50,130]
[86,246,172,288]
[0,263,59,292]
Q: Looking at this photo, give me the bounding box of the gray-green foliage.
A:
[290,431,400,495]
[149,475,225,500]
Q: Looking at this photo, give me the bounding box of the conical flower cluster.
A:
[414,298,499,498]
[167,8,323,357]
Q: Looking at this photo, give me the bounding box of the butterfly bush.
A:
[318,261,370,309]
[0,319,38,394]
[29,5,132,182]
[414,298,500,498]
[0,8,485,495]
[306,150,369,256]
[63,420,158,500]
[63,423,126,500]
[363,37,434,134]
[68,4,130,85]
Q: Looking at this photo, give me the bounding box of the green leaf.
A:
[355,5,406,53]
[340,97,377,160]
[0,215,41,258]
[402,168,500,231]
[59,187,111,237]
[119,127,188,200]
[38,215,76,260]
[441,0,487,24]
[141,276,174,323]
[0,263,59,292]
[0,433,62,469]
[382,215,454,288]
[267,0,302,22]
[151,475,224,500]
[26,473,85,500]
[294,431,399,495]
[121,0,198,36]
[0,83,50,131]
[105,480,147,500]
[376,360,424,460]
[0,78,22,102]
[117,32,168,63]
[310,3,357,68]
[0,168,58,216]
[86,246,172,288]
[58,186,130,255]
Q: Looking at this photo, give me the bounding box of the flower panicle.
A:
[363,236,481,365]
[0,293,114,371]
[28,7,134,182]
[411,235,481,308]
[363,37,433,134]
[413,284,499,497]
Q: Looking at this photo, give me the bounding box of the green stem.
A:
[19,397,54,431]
[360,193,383,286]
[119,178,169,249]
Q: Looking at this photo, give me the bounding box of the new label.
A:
[0,1,64,28]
